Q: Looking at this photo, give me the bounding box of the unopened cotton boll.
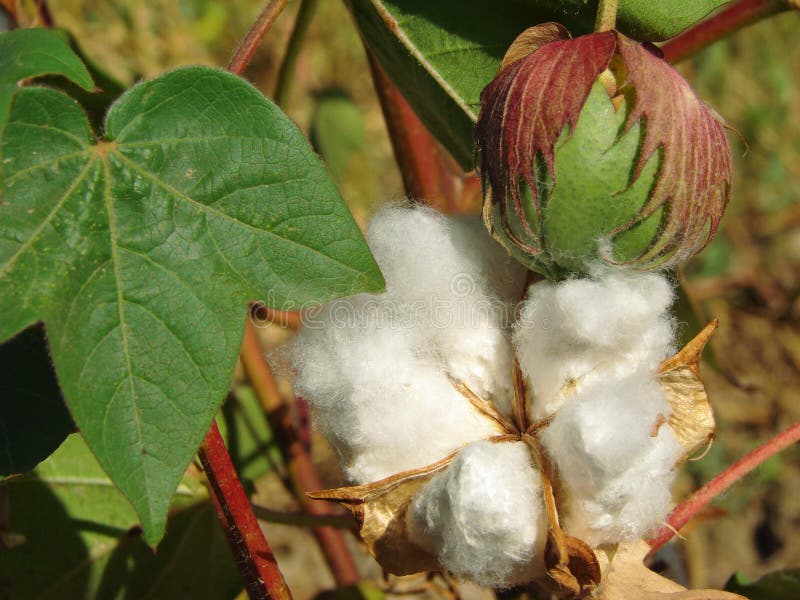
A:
[541,373,684,545]
[513,270,675,418]
[289,205,524,482]
[407,440,546,588]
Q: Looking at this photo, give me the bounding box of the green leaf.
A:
[0,324,73,477]
[552,0,730,41]
[725,569,800,600]
[0,66,384,544]
[0,28,94,135]
[0,434,243,599]
[350,0,728,169]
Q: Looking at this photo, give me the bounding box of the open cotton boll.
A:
[560,427,683,545]
[289,205,526,482]
[365,205,523,412]
[291,304,501,483]
[407,440,546,588]
[540,373,683,545]
[513,270,675,418]
[540,372,672,491]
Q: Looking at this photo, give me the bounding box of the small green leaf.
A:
[0,66,383,544]
[0,324,73,477]
[0,434,242,599]
[351,0,728,168]
[0,28,94,135]
[725,569,800,600]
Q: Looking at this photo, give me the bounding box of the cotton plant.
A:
[288,20,735,600]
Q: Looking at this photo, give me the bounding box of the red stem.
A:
[199,422,293,600]
[366,52,482,214]
[228,0,290,76]
[660,0,792,64]
[648,420,800,554]
[241,322,362,586]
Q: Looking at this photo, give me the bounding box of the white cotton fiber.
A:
[513,270,675,418]
[541,372,683,545]
[407,440,546,588]
[288,205,525,482]
[365,205,525,413]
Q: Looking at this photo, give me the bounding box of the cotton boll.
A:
[367,206,523,412]
[540,373,683,545]
[407,441,546,588]
[561,427,682,545]
[513,270,675,418]
[540,372,671,491]
[291,303,501,483]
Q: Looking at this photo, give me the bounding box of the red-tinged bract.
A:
[477,24,732,276]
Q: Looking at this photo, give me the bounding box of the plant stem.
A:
[594,0,618,32]
[241,321,362,586]
[199,422,293,600]
[229,0,290,76]
[366,52,482,214]
[660,0,793,64]
[273,0,319,106]
[648,420,800,554]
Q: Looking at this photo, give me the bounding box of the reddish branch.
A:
[660,0,795,64]
[199,423,293,600]
[648,420,800,554]
[241,321,362,586]
[366,52,482,214]
[228,0,290,76]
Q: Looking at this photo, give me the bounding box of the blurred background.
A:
[7,0,800,596]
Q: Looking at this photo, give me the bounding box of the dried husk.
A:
[594,540,745,599]
[308,454,455,575]
[658,320,718,463]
